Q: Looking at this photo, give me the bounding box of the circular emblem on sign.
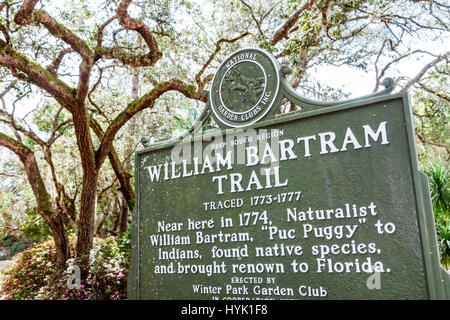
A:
[209,48,281,128]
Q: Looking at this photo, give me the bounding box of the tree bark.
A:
[76,170,99,255]
[119,194,129,234]
[1,0,211,259]
[73,58,98,256]
[0,133,70,268]
[116,70,140,235]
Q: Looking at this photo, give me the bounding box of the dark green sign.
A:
[128,49,450,300]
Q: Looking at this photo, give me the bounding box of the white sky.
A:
[0,0,448,173]
[1,1,448,130]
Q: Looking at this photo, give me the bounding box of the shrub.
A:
[425,162,450,217]
[435,216,450,270]
[425,162,450,270]
[0,233,130,300]
[60,236,129,300]
[0,239,61,300]
[0,235,36,260]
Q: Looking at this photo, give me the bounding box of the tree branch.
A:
[374,49,437,92]
[401,51,449,92]
[239,0,265,41]
[47,48,73,74]
[113,0,162,66]
[76,58,94,104]
[96,15,117,49]
[0,109,45,147]
[195,32,251,90]
[95,79,204,169]
[0,171,21,178]
[15,0,93,59]
[416,132,449,154]
[416,81,450,103]
[88,116,135,210]
[0,131,70,267]
[271,0,314,45]
[0,39,76,107]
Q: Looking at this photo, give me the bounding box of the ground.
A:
[0,260,10,271]
[0,260,11,282]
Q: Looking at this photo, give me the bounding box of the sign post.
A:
[128,48,450,300]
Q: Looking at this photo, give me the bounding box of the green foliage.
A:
[31,102,71,135]
[425,163,450,217]
[61,235,129,300]
[0,239,60,300]
[0,179,35,241]
[21,209,52,241]
[118,226,131,265]
[435,216,450,270]
[413,65,449,165]
[425,162,450,269]
[0,234,130,300]
[0,235,34,260]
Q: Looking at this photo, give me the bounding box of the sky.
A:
[1,0,448,163]
[4,0,449,111]
[0,0,449,186]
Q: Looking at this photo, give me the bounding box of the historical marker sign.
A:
[128,48,450,300]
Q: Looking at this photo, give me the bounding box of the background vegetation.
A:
[0,0,448,299]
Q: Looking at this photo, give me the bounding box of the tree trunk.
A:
[20,149,70,268]
[89,117,135,211]
[76,171,99,256]
[112,196,121,234]
[119,194,129,234]
[1,134,70,270]
[116,69,140,235]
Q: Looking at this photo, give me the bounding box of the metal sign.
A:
[129,48,450,300]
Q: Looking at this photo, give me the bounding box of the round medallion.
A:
[209,48,282,128]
